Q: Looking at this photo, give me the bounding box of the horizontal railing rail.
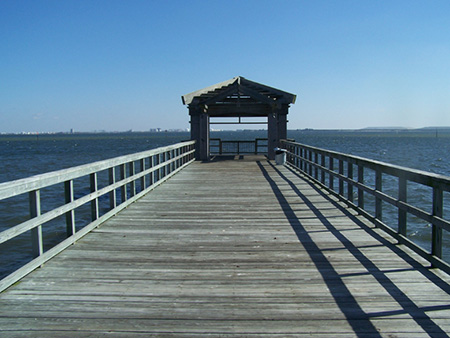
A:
[0,140,196,291]
[281,139,450,274]
[210,138,268,155]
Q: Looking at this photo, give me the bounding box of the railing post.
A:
[308,150,313,176]
[166,151,170,174]
[129,162,136,197]
[167,151,171,174]
[90,173,99,221]
[173,149,177,170]
[173,149,176,170]
[165,151,169,174]
[181,146,185,165]
[302,149,306,172]
[160,153,165,178]
[29,190,43,258]
[299,147,303,169]
[329,157,334,191]
[339,159,344,196]
[358,165,364,210]
[297,146,303,171]
[347,162,353,202]
[174,149,178,169]
[292,144,296,165]
[398,176,407,236]
[109,167,117,210]
[156,154,161,181]
[65,180,76,236]
[303,149,307,172]
[375,169,382,221]
[321,153,326,185]
[140,159,146,191]
[120,164,127,203]
[432,186,443,260]
[314,152,318,179]
[150,155,155,185]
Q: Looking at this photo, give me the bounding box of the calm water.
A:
[1,130,450,278]
[0,132,191,183]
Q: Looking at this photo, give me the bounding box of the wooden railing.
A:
[0,141,196,291]
[281,139,450,274]
[210,138,268,155]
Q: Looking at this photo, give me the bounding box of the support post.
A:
[321,154,326,184]
[189,105,209,161]
[29,190,43,258]
[109,167,117,210]
[339,159,344,196]
[198,113,210,161]
[358,165,364,210]
[65,180,76,236]
[432,187,443,260]
[347,163,354,202]
[268,112,277,160]
[140,159,146,191]
[90,173,99,221]
[375,170,382,221]
[398,176,407,237]
[268,106,288,160]
[120,164,127,203]
[329,157,334,190]
[129,162,136,197]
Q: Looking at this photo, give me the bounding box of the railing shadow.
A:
[282,164,450,297]
[257,160,449,338]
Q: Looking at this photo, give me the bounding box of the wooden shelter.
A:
[182,76,296,160]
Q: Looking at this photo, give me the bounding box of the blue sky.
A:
[1,0,450,132]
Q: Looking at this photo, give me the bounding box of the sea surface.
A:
[1,130,450,279]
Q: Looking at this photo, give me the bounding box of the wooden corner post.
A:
[268,105,288,160]
[189,105,209,161]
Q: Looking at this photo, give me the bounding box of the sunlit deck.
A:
[1,156,450,337]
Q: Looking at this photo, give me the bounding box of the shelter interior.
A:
[182,76,296,160]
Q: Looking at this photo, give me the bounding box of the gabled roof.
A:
[181,76,296,106]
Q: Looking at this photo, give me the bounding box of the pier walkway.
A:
[1,156,450,337]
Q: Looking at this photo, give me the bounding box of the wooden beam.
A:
[207,105,272,116]
[239,85,276,106]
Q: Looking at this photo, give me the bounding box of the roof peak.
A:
[182,76,296,106]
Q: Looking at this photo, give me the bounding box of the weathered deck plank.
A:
[1,156,450,337]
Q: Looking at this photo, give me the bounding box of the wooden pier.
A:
[1,155,450,337]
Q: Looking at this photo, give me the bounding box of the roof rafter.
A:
[238,85,276,106]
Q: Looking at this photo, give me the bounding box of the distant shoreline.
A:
[2,126,450,136]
